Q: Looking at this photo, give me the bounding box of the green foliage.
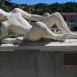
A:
[2,4,11,12]
[31,2,77,15]
[8,32,22,38]
[1,1,77,14]
[52,24,57,28]
[10,3,23,10]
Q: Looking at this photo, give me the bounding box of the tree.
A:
[0,0,11,8]
[10,3,22,10]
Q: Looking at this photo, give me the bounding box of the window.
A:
[70,16,73,18]
[70,19,73,22]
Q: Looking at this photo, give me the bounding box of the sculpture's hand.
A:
[12,8,50,21]
[43,13,51,17]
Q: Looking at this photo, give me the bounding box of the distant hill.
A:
[1,1,77,15]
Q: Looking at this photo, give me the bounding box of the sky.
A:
[10,0,77,5]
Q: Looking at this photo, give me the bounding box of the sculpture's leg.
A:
[1,22,23,44]
[27,21,68,41]
[41,12,77,39]
[1,22,9,42]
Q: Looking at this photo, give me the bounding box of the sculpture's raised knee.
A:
[52,12,63,22]
[52,12,62,18]
[53,12,61,16]
[1,22,9,28]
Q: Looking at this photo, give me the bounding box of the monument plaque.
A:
[64,53,77,65]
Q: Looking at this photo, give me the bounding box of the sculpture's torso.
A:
[7,12,32,35]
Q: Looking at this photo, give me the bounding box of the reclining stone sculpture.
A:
[0,8,77,44]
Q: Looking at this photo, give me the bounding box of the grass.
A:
[8,33,22,38]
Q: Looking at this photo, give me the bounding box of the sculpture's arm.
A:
[29,14,50,21]
[22,12,49,21]
[12,8,49,21]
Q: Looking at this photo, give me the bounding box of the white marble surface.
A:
[45,39,77,46]
[1,39,77,47]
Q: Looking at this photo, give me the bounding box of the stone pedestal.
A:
[0,39,77,77]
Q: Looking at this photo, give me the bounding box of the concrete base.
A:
[0,51,74,77]
[0,39,77,77]
[0,39,77,51]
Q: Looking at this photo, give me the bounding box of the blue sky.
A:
[10,0,77,5]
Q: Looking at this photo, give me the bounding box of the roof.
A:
[61,13,77,15]
[24,10,30,13]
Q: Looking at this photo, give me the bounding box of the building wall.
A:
[61,13,77,30]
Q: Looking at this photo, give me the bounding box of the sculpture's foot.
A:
[55,33,68,41]
[67,33,77,39]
